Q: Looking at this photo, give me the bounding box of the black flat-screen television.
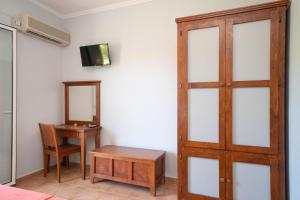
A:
[80,43,111,66]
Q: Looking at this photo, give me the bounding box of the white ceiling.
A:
[29,0,153,19]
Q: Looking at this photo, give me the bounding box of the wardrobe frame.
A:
[176,1,289,200]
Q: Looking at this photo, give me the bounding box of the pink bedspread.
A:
[0,185,62,200]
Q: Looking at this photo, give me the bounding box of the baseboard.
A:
[165,176,178,183]
[16,168,44,182]
[16,162,178,183]
[16,163,56,182]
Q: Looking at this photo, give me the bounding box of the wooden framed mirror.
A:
[63,81,101,126]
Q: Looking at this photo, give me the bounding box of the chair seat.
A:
[59,144,81,156]
[60,143,81,151]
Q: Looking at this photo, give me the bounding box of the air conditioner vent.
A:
[14,14,70,47]
[27,30,63,45]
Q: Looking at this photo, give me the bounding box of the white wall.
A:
[16,34,63,178]
[288,0,300,199]
[62,0,275,178]
[0,0,64,178]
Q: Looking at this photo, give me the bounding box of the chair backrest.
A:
[39,123,58,149]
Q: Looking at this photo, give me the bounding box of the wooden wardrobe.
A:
[177,1,289,200]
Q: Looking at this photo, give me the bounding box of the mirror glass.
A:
[0,26,13,184]
[69,86,96,122]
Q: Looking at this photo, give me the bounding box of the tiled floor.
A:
[16,163,177,200]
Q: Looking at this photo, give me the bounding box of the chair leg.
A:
[62,156,67,166]
[67,156,70,168]
[43,153,48,177]
[47,155,50,173]
[79,152,82,171]
[56,156,61,183]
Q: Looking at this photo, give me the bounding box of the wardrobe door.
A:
[226,152,278,200]
[0,24,16,185]
[225,9,280,154]
[178,19,226,150]
[181,149,226,200]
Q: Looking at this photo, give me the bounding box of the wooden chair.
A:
[39,123,81,183]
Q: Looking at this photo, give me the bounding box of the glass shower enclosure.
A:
[0,23,16,185]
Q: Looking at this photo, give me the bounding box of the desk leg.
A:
[62,137,68,166]
[80,133,86,180]
[95,129,100,148]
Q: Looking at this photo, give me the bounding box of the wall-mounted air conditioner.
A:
[13,14,70,47]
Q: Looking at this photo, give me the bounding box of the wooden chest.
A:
[90,145,166,196]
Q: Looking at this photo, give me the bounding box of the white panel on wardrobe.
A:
[188,89,219,143]
[232,88,270,147]
[233,162,271,200]
[188,157,219,198]
[233,20,271,81]
[188,27,219,82]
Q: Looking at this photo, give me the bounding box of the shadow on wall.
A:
[68,126,177,178]
[165,152,177,178]
[101,127,117,145]
[101,127,178,178]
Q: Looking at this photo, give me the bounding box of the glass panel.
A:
[188,27,219,82]
[233,20,271,81]
[69,86,96,121]
[232,88,270,147]
[0,27,13,184]
[188,157,219,198]
[188,89,219,143]
[233,162,271,200]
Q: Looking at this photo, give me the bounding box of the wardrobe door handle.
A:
[227,179,231,183]
[220,178,225,183]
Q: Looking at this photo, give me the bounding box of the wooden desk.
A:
[55,125,101,179]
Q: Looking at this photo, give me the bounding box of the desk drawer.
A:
[59,131,80,138]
